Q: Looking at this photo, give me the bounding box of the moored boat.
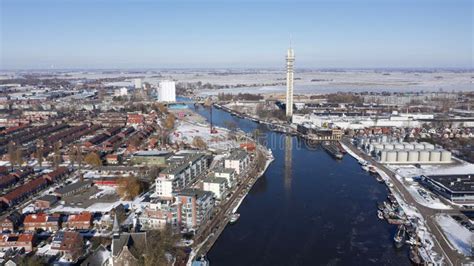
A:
[394,225,406,248]
[409,246,423,265]
[377,210,384,220]
[322,142,344,159]
[230,213,240,224]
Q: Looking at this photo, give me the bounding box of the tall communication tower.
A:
[286,45,295,118]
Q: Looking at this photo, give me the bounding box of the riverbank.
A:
[340,140,464,265]
[184,108,275,265]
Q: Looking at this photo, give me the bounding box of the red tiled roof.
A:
[0,177,47,203]
[68,212,92,223]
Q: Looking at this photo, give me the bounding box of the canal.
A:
[190,103,411,265]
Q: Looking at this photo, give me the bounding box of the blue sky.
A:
[0,0,472,69]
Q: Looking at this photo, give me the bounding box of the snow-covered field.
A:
[6,69,471,93]
[436,214,474,256]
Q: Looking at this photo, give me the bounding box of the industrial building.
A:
[157,80,176,102]
[418,174,474,204]
[356,137,452,164]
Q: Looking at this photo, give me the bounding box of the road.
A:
[341,139,472,266]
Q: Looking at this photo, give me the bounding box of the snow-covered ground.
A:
[171,120,239,150]
[436,214,474,256]
[393,160,474,178]
[389,160,474,209]
[404,182,452,210]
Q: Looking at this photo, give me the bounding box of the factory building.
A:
[418,174,474,204]
[157,81,176,102]
[356,137,452,164]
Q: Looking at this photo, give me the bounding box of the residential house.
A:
[23,213,60,232]
[66,212,92,230]
[0,233,34,252]
[51,231,84,263]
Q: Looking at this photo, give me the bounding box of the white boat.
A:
[361,165,370,172]
[230,213,240,224]
[232,197,245,214]
[377,210,384,220]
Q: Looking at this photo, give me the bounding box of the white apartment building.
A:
[224,149,249,175]
[158,80,176,102]
[213,168,236,188]
[155,153,207,198]
[203,177,228,200]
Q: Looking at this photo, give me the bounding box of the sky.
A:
[0,0,472,69]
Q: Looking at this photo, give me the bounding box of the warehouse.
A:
[418,174,474,204]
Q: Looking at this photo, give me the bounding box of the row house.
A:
[23,213,60,232]
[224,149,250,175]
[0,174,17,190]
[0,212,21,232]
[155,153,207,199]
[42,167,70,183]
[0,177,48,206]
[84,133,109,148]
[127,113,145,125]
[118,126,135,138]
[0,233,34,252]
[0,167,35,189]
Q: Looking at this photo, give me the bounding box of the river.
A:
[189,103,411,265]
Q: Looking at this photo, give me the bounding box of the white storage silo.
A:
[408,150,419,162]
[423,143,435,150]
[419,150,430,162]
[380,150,387,162]
[386,151,398,163]
[429,150,441,162]
[374,144,384,150]
[384,144,394,150]
[441,150,452,162]
[397,151,408,163]
[415,143,425,150]
[395,143,405,150]
[404,143,415,150]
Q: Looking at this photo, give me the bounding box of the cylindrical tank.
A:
[374,144,384,151]
[441,151,452,162]
[415,143,425,150]
[395,144,405,150]
[397,151,408,163]
[380,150,387,162]
[384,144,394,150]
[408,150,419,162]
[404,143,415,150]
[386,151,397,162]
[429,150,441,162]
[419,150,430,162]
[423,143,435,150]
